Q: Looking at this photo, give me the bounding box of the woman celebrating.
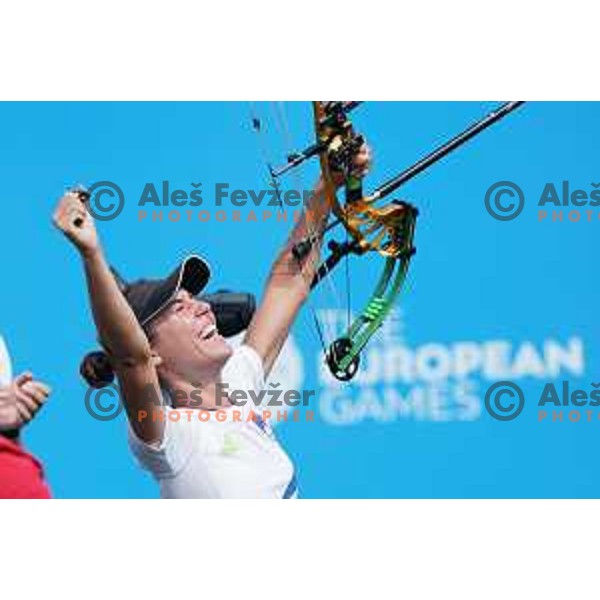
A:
[52,148,369,499]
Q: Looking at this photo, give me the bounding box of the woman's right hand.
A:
[52,189,101,258]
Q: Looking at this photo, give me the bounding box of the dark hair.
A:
[80,291,256,388]
[80,350,115,389]
[79,320,157,389]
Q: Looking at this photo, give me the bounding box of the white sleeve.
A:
[0,335,12,387]
[221,344,265,415]
[127,345,264,476]
[127,407,196,478]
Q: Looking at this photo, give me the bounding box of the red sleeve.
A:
[0,436,52,499]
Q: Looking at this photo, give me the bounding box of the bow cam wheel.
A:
[326,338,360,381]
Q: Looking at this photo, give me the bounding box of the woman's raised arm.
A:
[53,191,163,444]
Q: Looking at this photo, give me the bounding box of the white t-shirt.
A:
[128,345,298,499]
[0,335,12,387]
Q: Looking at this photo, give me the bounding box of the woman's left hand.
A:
[332,142,372,188]
[351,142,372,179]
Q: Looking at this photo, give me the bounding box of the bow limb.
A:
[325,203,418,381]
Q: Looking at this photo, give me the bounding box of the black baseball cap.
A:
[112,255,211,328]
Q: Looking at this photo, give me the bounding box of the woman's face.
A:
[149,289,233,383]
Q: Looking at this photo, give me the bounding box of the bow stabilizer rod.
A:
[371,101,525,202]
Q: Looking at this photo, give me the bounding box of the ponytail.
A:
[80,350,115,389]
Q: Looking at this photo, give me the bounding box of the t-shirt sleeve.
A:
[221,344,265,415]
[127,407,196,478]
[127,346,265,478]
[0,437,52,499]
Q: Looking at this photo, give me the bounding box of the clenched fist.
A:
[351,142,372,179]
[53,189,100,258]
[331,142,372,188]
[0,372,51,432]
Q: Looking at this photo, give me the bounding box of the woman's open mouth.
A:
[197,323,218,341]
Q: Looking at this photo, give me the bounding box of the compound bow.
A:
[265,100,525,381]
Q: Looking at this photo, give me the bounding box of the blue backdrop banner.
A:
[0,101,596,498]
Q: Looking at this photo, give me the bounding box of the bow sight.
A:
[270,101,363,179]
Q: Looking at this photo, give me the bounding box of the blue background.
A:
[0,101,597,498]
